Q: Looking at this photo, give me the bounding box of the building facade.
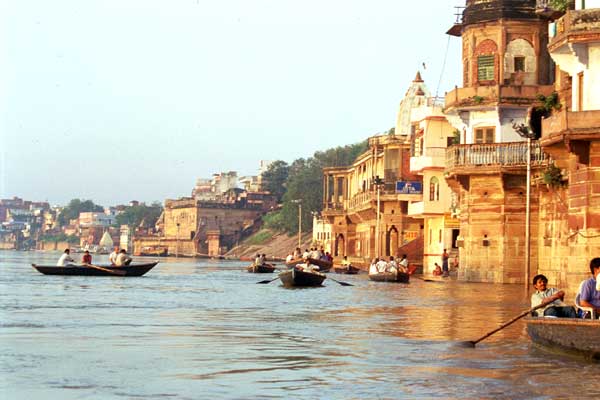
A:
[444,0,554,283]
[408,101,460,274]
[537,1,600,291]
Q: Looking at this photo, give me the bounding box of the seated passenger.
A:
[376,258,388,273]
[254,253,262,266]
[369,258,379,275]
[56,249,75,266]
[579,257,600,318]
[531,274,577,318]
[387,256,398,274]
[82,250,92,265]
[433,263,443,276]
[115,249,132,266]
[398,254,409,273]
[285,253,294,263]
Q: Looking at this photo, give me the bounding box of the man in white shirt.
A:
[115,249,132,266]
[56,249,75,266]
[108,246,119,265]
[398,254,409,273]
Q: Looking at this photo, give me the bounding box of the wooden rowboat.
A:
[32,262,158,277]
[246,263,276,273]
[525,317,600,360]
[139,246,168,257]
[285,257,332,272]
[333,265,361,275]
[369,271,410,283]
[278,268,326,287]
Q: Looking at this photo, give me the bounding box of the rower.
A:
[56,249,75,266]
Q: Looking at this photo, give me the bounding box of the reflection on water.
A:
[1,250,599,399]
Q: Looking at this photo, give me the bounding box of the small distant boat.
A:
[32,262,158,277]
[369,271,410,283]
[333,264,361,275]
[246,263,276,273]
[278,268,326,287]
[525,317,600,360]
[139,246,168,257]
[285,257,332,272]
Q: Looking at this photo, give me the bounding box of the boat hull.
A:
[32,262,158,277]
[525,317,600,360]
[369,271,410,283]
[246,263,276,273]
[333,265,360,275]
[279,268,326,287]
[285,257,332,272]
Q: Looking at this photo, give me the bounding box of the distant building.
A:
[79,212,116,228]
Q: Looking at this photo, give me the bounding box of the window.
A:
[514,56,525,72]
[429,177,439,201]
[474,127,495,144]
[478,55,495,81]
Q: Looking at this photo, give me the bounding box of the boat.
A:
[285,257,332,272]
[278,268,327,287]
[333,264,361,274]
[31,262,158,277]
[139,246,168,257]
[246,263,276,273]
[525,317,600,360]
[369,271,410,283]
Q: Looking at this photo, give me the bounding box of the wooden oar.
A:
[257,276,279,284]
[461,292,562,347]
[83,263,126,276]
[328,277,353,286]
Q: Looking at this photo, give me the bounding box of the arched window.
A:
[474,39,498,84]
[429,177,440,201]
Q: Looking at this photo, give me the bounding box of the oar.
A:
[461,292,562,347]
[84,263,126,276]
[328,277,353,287]
[257,276,280,284]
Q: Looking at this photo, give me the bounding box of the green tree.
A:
[268,140,369,235]
[261,160,289,203]
[57,199,104,226]
[115,203,163,228]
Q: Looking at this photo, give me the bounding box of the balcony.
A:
[444,85,555,111]
[407,200,447,218]
[445,141,549,175]
[410,147,446,173]
[549,9,600,51]
[541,109,600,146]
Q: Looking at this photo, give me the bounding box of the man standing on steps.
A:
[442,249,449,277]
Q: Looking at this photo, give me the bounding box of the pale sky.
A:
[1,0,461,206]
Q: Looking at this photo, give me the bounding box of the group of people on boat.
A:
[531,258,600,319]
[56,246,132,267]
[285,247,333,263]
[369,255,408,275]
[253,253,268,266]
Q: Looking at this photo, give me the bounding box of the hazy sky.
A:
[1,0,462,206]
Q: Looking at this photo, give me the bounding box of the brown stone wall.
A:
[458,174,538,283]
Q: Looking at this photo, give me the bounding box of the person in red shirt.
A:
[82,250,92,265]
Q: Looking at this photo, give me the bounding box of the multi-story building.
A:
[537,0,600,291]
[317,74,428,266]
[408,100,459,274]
[444,0,554,283]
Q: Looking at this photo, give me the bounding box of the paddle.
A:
[328,277,353,287]
[83,263,126,276]
[461,292,562,347]
[256,276,279,284]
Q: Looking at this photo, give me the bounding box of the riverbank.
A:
[225,229,313,261]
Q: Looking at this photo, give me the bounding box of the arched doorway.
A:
[386,226,399,257]
[335,234,345,257]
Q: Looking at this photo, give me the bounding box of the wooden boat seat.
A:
[575,280,597,319]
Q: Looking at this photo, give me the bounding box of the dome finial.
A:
[413,71,423,83]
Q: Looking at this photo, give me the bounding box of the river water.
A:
[1,250,598,399]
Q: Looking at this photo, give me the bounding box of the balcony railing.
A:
[542,109,600,138]
[550,9,600,48]
[446,141,549,170]
[444,85,554,110]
